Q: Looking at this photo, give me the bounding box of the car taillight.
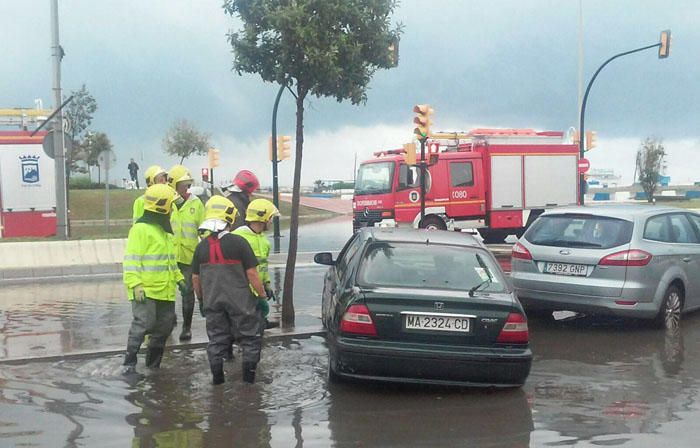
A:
[599,249,652,267]
[340,304,378,337]
[497,313,529,344]
[512,242,533,261]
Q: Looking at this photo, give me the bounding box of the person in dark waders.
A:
[123,184,185,372]
[192,196,268,385]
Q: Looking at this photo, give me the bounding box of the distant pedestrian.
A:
[128,158,140,189]
[221,170,260,229]
[193,195,267,385]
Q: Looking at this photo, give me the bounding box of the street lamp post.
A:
[578,31,670,205]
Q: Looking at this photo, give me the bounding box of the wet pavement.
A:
[4,215,700,446]
[3,314,700,447]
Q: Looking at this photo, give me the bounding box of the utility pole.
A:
[51,0,68,239]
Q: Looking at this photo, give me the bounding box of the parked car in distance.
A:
[511,205,700,329]
[315,227,532,387]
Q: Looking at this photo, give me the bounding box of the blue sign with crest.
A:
[20,155,40,183]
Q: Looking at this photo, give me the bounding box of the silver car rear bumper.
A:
[513,285,660,318]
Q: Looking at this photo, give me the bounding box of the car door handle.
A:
[682,257,692,263]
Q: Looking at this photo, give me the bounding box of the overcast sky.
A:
[1,0,698,186]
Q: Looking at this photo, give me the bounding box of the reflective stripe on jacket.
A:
[132,195,145,223]
[233,226,271,287]
[123,222,184,301]
[171,195,205,264]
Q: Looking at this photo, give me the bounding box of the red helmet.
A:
[233,170,260,194]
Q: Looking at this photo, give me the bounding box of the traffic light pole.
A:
[578,42,661,205]
[419,139,426,223]
[210,168,214,196]
[271,83,285,247]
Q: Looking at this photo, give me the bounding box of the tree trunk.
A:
[281,88,306,327]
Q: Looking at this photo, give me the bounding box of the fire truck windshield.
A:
[355,162,394,195]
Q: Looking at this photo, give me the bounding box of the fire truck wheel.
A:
[419,215,447,231]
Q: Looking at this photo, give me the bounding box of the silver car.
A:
[510,205,700,328]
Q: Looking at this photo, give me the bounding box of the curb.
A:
[0,326,325,365]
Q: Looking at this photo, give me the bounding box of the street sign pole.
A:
[105,158,110,236]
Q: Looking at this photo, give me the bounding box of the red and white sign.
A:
[0,131,56,237]
[578,158,590,174]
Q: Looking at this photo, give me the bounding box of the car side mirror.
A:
[314,252,335,265]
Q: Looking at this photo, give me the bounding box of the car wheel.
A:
[654,285,682,330]
[419,215,447,231]
[327,350,343,383]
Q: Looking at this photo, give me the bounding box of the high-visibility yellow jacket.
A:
[132,195,145,223]
[123,222,184,301]
[170,195,205,265]
[233,225,271,289]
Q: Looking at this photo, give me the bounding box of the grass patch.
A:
[69,189,142,220]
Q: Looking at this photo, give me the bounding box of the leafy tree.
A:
[81,132,114,184]
[162,119,211,164]
[224,0,401,326]
[64,84,98,176]
[636,137,666,203]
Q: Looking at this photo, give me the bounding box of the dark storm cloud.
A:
[1,0,698,181]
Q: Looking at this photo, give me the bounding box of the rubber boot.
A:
[242,362,257,384]
[179,306,193,341]
[224,345,235,362]
[145,347,164,368]
[123,348,138,374]
[211,362,225,385]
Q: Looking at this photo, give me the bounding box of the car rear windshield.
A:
[524,214,633,249]
[357,242,506,293]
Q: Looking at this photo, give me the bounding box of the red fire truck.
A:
[353,128,581,243]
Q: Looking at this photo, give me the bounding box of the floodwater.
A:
[4,214,700,447]
[3,313,700,447]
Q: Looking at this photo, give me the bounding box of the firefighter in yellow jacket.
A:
[168,165,205,341]
[132,165,168,223]
[123,184,185,371]
[233,199,281,323]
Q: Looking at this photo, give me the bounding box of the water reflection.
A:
[528,313,700,444]
[327,382,533,447]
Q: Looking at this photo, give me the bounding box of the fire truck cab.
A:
[353,128,580,243]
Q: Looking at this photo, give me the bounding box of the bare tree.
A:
[162,119,211,164]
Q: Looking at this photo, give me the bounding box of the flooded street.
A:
[3,314,700,446]
[3,215,700,447]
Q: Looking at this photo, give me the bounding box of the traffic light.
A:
[277,135,292,161]
[208,148,220,168]
[387,36,399,68]
[201,167,209,182]
[659,30,671,59]
[413,104,433,141]
[585,131,597,151]
[403,143,416,165]
[572,131,580,145]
